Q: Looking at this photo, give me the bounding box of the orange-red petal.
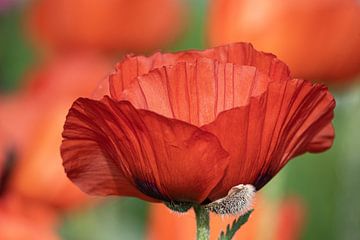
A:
[109,42,290,100]
[61,96,229,203]
[116,58,279,126]
[202,79,335,200]
[306,123,334,153]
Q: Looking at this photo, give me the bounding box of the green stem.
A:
[194,205,210,240]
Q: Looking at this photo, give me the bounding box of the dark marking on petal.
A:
[134,178,169,201]
[254,172,273,190]
[201,198,212,205]
[0,147,17,196]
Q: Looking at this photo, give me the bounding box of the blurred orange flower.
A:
[0,194,59,240]
[146,195,305,240]
[0,53,113,210]
[26,0,186,54]
[0,152,59,240]
[208,0,360,83]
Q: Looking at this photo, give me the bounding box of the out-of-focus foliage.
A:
[0,7,34,92]
[59,198,148,240]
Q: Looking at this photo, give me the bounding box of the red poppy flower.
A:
[207,0,360,84]
[26,0,186,54]
[61,43,335,205]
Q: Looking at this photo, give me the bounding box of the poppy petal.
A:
[61,96,229,203]
[306,123,334,153]
[201,79,335,200]
[109,42,290,100]
[117,58,277,126]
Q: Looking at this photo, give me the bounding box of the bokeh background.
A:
[1,0,359,239]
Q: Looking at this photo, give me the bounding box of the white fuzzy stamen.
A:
[205,184,255,216]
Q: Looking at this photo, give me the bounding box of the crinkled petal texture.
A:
[61,96,229,203]
[61,43,335,203]
[108,42,291,99]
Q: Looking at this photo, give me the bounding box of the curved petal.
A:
[201,79,335,200]
[61,96,229,203]
[306,123,334,153]
[118,58,275,126]
[109,42,290,99]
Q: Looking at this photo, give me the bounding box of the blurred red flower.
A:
[146,195,305,240]
[0,194,59,240]
[61,43,335,204]
[26,0,186,54]
[0,53,113,210]
[0,148,59,240]
[208,0,360,83]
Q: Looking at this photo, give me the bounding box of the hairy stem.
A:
[194,205,210,240]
